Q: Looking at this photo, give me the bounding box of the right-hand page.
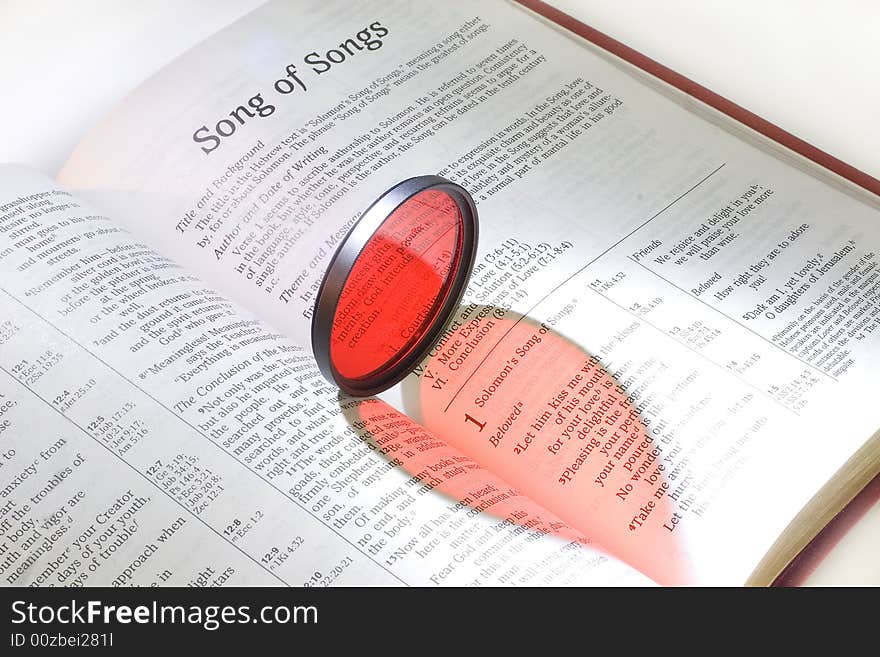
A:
[60,0,880,584]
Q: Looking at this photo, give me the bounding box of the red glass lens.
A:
[329,189,463,382]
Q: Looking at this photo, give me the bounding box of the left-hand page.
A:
[0,166,382,585]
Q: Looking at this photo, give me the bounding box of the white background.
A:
[0,0,877,585]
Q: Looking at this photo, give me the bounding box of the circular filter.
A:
[312,176,478,396]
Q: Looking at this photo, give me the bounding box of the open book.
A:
[2,0,879,587]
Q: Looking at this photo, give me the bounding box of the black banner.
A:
[0,586,870,651]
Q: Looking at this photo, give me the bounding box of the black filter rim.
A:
[311,175,478,397]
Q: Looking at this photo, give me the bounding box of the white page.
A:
[58,0,880,583]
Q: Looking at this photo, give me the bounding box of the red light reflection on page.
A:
[330,189,461,380]
[405,306,692,584]
[354,397,588,546]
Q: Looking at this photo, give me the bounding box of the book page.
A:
[58,0,880,583]
[0,166,645,586]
